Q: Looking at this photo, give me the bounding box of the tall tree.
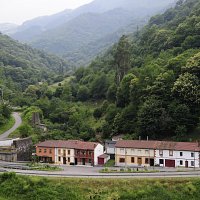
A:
[114,35,131,85]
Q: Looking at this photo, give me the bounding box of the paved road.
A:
[0,112,22,140]
[1,163,200,178]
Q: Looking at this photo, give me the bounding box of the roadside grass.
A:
[1,173,200,200]
[100,167,159,173]
[27,163,62,171]
[0,116,15,135]
[104,159,115,167]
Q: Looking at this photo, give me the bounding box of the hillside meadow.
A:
[0,173,200,199]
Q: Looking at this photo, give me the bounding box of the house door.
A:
[138,157,142,165]
[82,158,86,165]
[165,159,175,167]
[63,157,66,164]
[75,158,77,165]
[185,161,188,168]
[150,159,154,166]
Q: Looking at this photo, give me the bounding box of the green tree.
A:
[114,35,131,85]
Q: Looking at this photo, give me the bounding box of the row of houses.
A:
[35,139,200,168]
[35,140,104,166]
[114,140,200,168]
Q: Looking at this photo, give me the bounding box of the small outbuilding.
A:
[98,154,110,165]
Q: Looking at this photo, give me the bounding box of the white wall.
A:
[0,139,16,146]
[94,144,104,165]
[155,150,199,168]
[106,147,115,154]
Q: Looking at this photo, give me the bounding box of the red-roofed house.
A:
[35,140,103,166]
[115,140,157,167]
[155,141,200,168]
[115,140,200,168]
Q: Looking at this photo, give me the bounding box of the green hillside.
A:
[13,0,200,143]
[11,0,175,66]
[0,33,71,104]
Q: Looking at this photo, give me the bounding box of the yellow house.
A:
[115,140,157,167]
[55,147,75,165]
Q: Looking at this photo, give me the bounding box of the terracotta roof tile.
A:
[115,140,200,151]
[35,140,99,150]
[98,154,110,159]
[115,140,157,149]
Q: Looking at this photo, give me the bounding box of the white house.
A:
[155,141,200,168]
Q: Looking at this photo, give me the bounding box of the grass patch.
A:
[27,163,62,171]
[104,159,115,167]
[0,173,200,199]
[0,116,15,135]
[100,167,159,173]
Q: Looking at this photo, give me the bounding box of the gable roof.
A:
[35,140,99,150]
[115,140,157,149]
[115,140,200,151]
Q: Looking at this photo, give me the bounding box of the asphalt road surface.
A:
[1,163,200,178]
[0,112,22,140]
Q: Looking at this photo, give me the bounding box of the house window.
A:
[82,151,85,155]
[44,149,47,153]
[180,152,183,157]
[159,159,164,164]
[145,150,149,154]
[39,149,42,153]
[191,153,194,157]
[76,150,80,154]
[159,150,163,156]
[63,150,66,155]
[180,160,183,165]
[119,158,125,163]
[89,151,92,156]
[58,157,61,162]
[131,157,135,163]
[58,149,61,155]
[68,157,70,163]
[145,158,149,164]
[191,161,195,166]
[169,150,173,156]
[89,159,92,163]
[49,149,52,154]
[68,150,70,155]
[120,148,124,153]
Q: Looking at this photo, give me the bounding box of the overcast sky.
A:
[0,0,94,25]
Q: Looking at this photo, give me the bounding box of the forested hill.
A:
[67,0,200,141]
[0,33,71,100]
[10,0,175,66]
[10,0,200,143]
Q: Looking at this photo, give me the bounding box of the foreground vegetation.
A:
[0,173,200,199]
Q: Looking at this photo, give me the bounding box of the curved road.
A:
[0,112,22,140]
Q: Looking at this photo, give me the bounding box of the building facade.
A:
[115,140,156,167]
[35,140,104,166]
[0,137,32,162]
[115,140,200,168]
[105,140,116,159]
[155,141,200,168]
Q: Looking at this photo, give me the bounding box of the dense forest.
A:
[10,0,175,66]
[0,33,71,104]
[10,0,199,143]
[1,0,200,143]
